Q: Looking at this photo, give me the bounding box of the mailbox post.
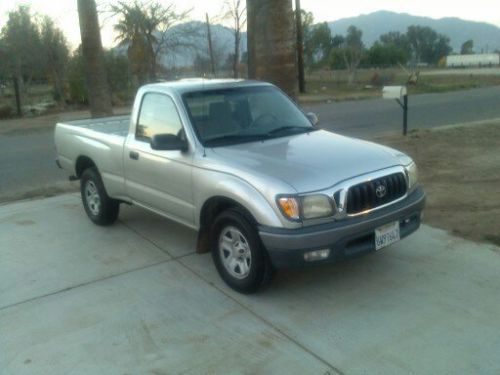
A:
[383,86,408,135]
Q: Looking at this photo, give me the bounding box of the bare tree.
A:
[223,0,246,78]
[40,17,69,106]
[77,0,112,117]
[1,5,42,113]
[341,25,364,85]
[141,3,192,80]
[200,13,231,77]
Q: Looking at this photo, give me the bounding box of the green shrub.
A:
[66,49,88,105]
[66,48,132,106]
[0,104,13,118]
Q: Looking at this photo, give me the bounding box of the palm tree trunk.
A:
[77,0,112,117]
[295,0,306,93]
[246,0,297,99]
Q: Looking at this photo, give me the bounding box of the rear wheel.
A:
[211,208,275,293]
[80,167,119,225]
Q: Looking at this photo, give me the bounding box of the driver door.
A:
[124,92,195,226]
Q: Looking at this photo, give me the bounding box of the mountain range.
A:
[327,11,500,53]
[160,21,246,69]
[160,10,500,68]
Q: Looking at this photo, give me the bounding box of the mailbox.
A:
[382,85,409,135]
[383,85,407,99]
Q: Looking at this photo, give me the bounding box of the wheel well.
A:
[196,196,256,253]
[75,156,96,178]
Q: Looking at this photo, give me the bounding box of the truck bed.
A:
[55,115,132,199]
[63,115,130,137]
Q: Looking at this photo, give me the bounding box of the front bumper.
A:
[259,186,426,268]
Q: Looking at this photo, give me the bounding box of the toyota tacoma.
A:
[55,79,425,293]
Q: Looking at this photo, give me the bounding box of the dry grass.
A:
[373,122,500,247]
[300,68,500,103]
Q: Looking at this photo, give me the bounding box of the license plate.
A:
[375,221,400,250]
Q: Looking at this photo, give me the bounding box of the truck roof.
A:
[141,78,272,94]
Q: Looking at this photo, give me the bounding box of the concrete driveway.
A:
[1,194,499,374]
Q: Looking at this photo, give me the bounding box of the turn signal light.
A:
[277,197,300,220]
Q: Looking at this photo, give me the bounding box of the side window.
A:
[136,93,183,141]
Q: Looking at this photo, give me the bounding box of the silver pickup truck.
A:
[55,79,425,293]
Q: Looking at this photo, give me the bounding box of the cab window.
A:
[136,93,183,142]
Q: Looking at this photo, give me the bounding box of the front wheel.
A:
[211,208,275,293]
[80,167,119,226]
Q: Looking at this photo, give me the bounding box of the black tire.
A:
[80,167,119,226]
[211,208,275,293]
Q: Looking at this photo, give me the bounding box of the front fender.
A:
[193,168,288,229]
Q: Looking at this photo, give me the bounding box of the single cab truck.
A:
[55,79,425,293]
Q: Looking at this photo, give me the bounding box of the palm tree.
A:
[77,0,112,117]
[112,3,151,84]
[111,1,193,82]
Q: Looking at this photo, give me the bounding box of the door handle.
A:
[129,151,139,160]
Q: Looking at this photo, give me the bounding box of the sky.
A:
[1,0,500,49]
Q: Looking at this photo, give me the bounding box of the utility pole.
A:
[295,0,305,93]
[205,13,216,77]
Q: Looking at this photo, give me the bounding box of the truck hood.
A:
[210,130,406,193]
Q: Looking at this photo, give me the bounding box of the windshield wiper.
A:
[204,127,316,146]
[204,134,267,146]
[266,126,315,136]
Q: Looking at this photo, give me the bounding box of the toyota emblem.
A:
[375,184,387,198]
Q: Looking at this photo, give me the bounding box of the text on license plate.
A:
[375,221,400,250]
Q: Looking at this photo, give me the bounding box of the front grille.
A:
[346,172,407,214]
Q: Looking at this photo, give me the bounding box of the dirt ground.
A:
[374,122,500,247]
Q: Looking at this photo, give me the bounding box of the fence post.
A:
[403,94,408,136]
[13,76,22,116]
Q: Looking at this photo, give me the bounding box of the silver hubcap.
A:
[84,181,101,216]
[219,226,252,279]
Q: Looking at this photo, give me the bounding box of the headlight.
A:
[277,194,334,221]
[301,195,334,219]
[405,162,418,190]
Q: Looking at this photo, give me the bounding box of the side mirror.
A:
[151,134,188,152]
[306,112,319,126]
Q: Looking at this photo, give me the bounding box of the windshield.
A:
[183,85,315,146]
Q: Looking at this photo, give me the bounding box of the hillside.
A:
[327,11,500,52]
[159,21,246,69]
[152,11,500,69]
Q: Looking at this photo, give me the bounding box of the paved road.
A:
[0,131,70,200]
[304,85,500,137]
[1,195,499,373]
[1,86,500,200]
